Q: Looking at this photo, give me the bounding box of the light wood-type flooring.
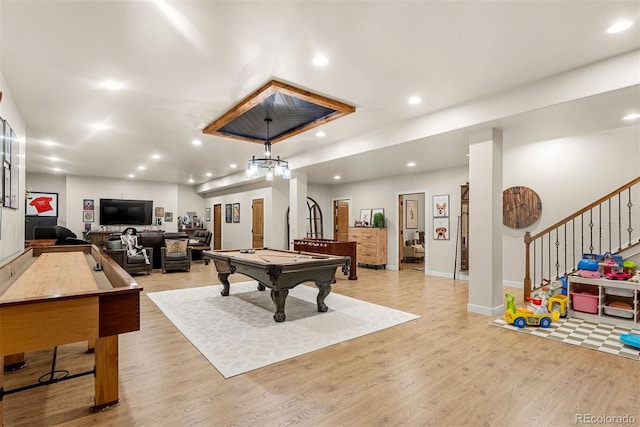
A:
[3,261,639,426]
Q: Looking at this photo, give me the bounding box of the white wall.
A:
[327,166,468,272]
[0,73,27,265]
[24,173,207,239]
[501,125,640,285]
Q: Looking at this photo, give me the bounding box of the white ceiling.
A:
[1,1,639,189]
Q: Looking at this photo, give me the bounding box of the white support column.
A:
[270,178,289,250]
[468,128,504,316]
[289,172,307,248]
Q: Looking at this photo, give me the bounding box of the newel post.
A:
[523,231,532,299]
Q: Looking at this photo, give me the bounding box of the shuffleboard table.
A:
[203,248,350,322]
[0,245,142,423]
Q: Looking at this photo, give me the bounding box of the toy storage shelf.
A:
[567,275,639,328]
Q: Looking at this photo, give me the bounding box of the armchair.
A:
[103,236,153,275]
[161,239,192,273]
[191,230,212,247]
[402,239,425,263]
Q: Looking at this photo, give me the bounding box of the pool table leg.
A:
[270,289,289,322]
[218,272,231,296]
[315,281,332,312]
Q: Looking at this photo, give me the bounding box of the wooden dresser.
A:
[348,227,387,269]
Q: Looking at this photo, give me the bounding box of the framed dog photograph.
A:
[406,200,418,229]
[433,217,449,240]
[433,194,449,217]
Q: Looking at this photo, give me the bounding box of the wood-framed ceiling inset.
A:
[202,80,356,144]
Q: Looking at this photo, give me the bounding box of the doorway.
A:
[252,198,264,248]
[333,199,350,241]
[397,191,427,273]
[213,204,222,250]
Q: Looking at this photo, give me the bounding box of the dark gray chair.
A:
[161,238,191,273]
[103,235,153,275]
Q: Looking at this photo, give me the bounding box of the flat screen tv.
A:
[99,198,153,226]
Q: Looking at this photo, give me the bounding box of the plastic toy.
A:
[503,292,560,328]
[619,333,640,356]
[604,271,631,280]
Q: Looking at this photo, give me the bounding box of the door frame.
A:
[331,196,352,240]
[396,189,429,275]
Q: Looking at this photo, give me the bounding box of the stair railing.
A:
[523,176,640,298]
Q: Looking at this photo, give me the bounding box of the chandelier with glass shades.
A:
[246,118,291,180]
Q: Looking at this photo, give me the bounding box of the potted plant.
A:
[372,212,385,228]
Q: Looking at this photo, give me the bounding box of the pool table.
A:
[203,248,350,322]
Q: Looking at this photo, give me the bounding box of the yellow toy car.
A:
[504,292,562,328]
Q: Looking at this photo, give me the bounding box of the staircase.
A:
[523,176,640,298]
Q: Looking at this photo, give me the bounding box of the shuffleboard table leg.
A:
[270,289,289,322]
[92,335,119,411]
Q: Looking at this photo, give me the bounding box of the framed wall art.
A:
[83,210,94,223]
[155,206,165,218]
[164,212,173,222]
[26,191,58,217]
[232,203,240,223]
[433,217,450,240]
[359,209,371,226]
[433,194,449,217]
[406,200,418,229]
[225,204,232,223]
[83,199,94,210]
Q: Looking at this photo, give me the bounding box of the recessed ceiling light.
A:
[188,178,194,183]
[206,172,213,177]
[49,156,59,162]
[100,80,122,90]
[313,55,329,66]
[408,96,422,105]
[128,174,135,178]
[607,20,635,34]
[42,139,56,146]
[92,122,108,131]
[229,163,237,169]
[138,166,146,170]
[192,139,202,146]
[316,130,326,137]
[151,154,161,159]
[53,167,61,172]
[407,162,416,167]
[334,175,341,180]
[623,113,640,120]
[466,153,470,157]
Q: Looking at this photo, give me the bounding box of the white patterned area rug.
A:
[491,317,640,361]
[147,281,420,378]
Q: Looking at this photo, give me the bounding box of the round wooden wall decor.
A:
[502,186,542,229]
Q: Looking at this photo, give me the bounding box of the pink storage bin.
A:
[570,291,599,313]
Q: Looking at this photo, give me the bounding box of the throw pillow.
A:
[166,239,188,254]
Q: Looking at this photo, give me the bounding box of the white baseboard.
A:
[467,303,504,316]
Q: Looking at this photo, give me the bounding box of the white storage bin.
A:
[603,305,634,318]
[603,287,635,297]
